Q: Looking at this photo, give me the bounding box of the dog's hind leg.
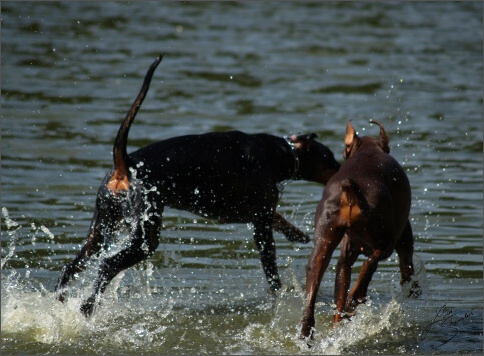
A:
[55,185,122,302]
[55,217,104,302]
[396,220,415,284]
[396,220,421,297]
[333,236,360,323]
[80,203,162,316]
[300,220,344,339]
[345,249,383,315]
[273,212,310,243]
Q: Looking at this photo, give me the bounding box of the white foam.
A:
[1,281,90,344]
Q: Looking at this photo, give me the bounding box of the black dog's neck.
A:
[284,137,299,181]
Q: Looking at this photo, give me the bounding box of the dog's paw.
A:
[343,309,357,319]
[57,293,66,304]
[80,297,96,317]
[408,281,422,299]
[299,321,315,347]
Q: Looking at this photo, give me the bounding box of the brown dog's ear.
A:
[343,121,360,159]
[344,121,356,146]
[369,120,390,153]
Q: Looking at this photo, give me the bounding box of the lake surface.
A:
[1,2,482,354]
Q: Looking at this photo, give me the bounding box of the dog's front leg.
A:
[273,212,310,243]
[253,219,281,293]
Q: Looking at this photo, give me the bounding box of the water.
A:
[1,2,482,354]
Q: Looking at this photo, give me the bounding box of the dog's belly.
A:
[345,229,397,259]
[168,198,252,223]
[161,183,262,224]
[344,230,374,256]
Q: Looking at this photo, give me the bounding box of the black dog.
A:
[300,121,420,340]
[55,54,341,316]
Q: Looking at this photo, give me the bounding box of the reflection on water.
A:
[1,1,482,354]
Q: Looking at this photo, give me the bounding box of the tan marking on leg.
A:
[339,190,362,225]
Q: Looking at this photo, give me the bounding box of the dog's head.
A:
[289,133,341,184]
[343,120,390,159]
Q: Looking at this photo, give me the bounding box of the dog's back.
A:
[321,129,409,220]
[332,140,410,236]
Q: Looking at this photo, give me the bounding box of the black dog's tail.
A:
[106,54,164,194]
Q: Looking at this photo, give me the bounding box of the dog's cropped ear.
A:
[369,120,390,153]
[289,133,318,151]
[343,121,360,159]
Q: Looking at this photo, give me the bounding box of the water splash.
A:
[1,275,90,344]
[1,207,20,269]
[1,209,426,354]
[228,260,426,355]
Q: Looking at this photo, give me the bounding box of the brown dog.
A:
[300,120,420,340]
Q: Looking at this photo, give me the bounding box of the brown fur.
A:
[300,121,420,342]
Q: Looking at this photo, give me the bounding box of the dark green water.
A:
[1,2,482,354]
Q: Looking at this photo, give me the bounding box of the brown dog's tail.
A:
[339,179,362,225]
[106,54,164,194]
